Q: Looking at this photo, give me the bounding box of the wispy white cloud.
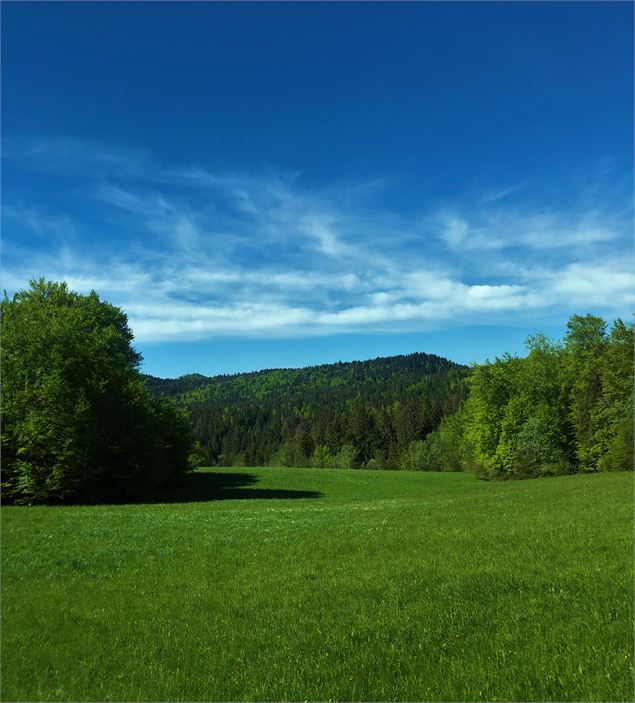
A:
[435,206,628,253]
[3,138,633,343]
[3,204,77,240]
[6,136,153,179]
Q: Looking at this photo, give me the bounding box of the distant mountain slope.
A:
[144,352,463,406]
[144,352,469,469]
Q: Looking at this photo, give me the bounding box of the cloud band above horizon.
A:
[3,138,634,344]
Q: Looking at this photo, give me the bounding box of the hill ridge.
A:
[144,351,465,406]
[145,350,461,384]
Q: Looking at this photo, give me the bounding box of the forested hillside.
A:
[145,353,468,468]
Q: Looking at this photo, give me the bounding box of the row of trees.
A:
[268,437,448,471]
[418,315,633,478]
[2,280,194,504]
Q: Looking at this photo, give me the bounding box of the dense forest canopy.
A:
[1,280,194,504]
[145,354,470,469]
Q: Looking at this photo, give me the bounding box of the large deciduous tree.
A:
[1,279,193,504]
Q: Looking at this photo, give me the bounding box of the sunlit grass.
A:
[2,467,633,701]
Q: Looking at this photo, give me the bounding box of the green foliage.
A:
[333,443,355,469]
[501,407,570,478]
[399,440,427,470]
[304,443,356,469]
[564,315,609,470]
[597,415,634,472]
[310,444,335,468]
[1,279,192,503]
[418,406,472,472]
[188,441,207,469]
[594,319,635,472]
[424,315,633,479]
[2,468,632,701]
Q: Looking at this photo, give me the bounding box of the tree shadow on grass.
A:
[154,471,323,503]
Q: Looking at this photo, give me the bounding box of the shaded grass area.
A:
[2,467,633,701]
[158,470,323,502]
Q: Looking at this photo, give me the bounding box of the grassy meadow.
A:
[2,467,633,702]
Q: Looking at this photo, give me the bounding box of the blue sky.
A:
[3,2,633,377]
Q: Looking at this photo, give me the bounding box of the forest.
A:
[145,355,469,469]
[147,314,634,477]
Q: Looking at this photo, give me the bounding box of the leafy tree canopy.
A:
[2,279,193,504]
[420,315,633,479]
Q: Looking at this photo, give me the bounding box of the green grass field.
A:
[2,467,633,702]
